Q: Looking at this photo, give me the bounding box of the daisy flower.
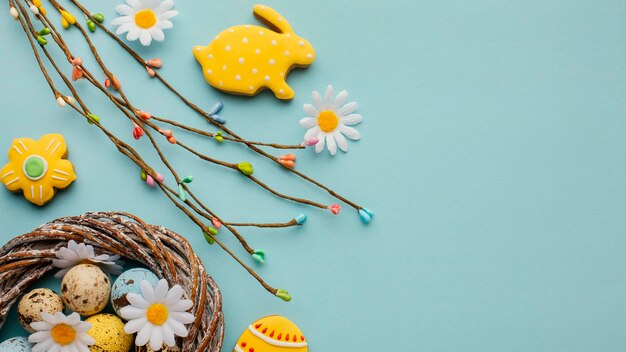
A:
[112,0,178,46]
[121,279,195,350]
[28,312,94,352]
[300,85,363,155]
[52,240,124,278]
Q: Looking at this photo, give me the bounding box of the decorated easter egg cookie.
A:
[234,315,308,352]
[193,4,315,100]
[0,134,76,206]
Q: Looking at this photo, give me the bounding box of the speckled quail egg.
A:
[61,264,111,316]
[86,314,133,352]
[111,268,159,316]
[0,336,31,351]
[17,288,64,333]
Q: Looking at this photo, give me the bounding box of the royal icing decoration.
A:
[193,4,315,100]
[234,315,308,352]
[112,0,178,46]
[0,134,76,206]
[300,85,363,155]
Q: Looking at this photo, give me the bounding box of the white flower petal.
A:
[140,31,153,46]
[303,103,318,117]
[315,136,326,153]
[150,327,164,350]
[149,27,165,42]
[124,317,147,334]
[159,10,178,20]
[326,135,337,155]
[165,285,184,305]
[304,126,320,140]
[166,318,189,337]
[160,323,176,347]
[115,4,135,15]
[121,306,146,320]
[127,0,141,8]
[333,90,349,110]
[169,311,195,324]
[334,132,349,152]
[339,125,361,140]
[323,85,335,108]
[168,299,192,312]
[32,338,55,352]
[300,117,317,128]
[127,28,141,41]
[157,0,175,12]
[155,279,169,301]
[135,324,152,346]
[338,101,358,116]
[157,20,173,29]
[77,332,94,346]
[341,114,362,126]
[30,321,53,331]
[49,343,61,352]
[140,280,156,302]
[311,90,323,109]
[127,292,150,309]
[29,331,51,343]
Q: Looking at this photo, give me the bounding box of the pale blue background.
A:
[1,0,625,351]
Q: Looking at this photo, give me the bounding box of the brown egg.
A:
[61,264,111,316]
[17,288,64,332]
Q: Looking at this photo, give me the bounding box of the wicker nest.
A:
[0,211,224,352]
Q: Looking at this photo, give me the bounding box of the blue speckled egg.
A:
[111,268,159,316]
[0,336,31,351]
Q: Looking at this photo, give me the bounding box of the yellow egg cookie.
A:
[0,134,76,206]
[234,315,308,352]
[193,4,315,100]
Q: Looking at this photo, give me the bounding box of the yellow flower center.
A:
[317,110,339,132]
[146,303,169,325]
[134,9,157,29]
[50,324,76,346]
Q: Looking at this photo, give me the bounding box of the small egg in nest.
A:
[61,264,111,316]
[0,336,31,351]
[17,288,63,333]
[111,268,159,316]
[86,314,133,352]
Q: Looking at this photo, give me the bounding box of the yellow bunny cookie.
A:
[193,4,315,100]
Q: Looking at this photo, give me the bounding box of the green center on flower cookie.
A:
[23,155,47,180]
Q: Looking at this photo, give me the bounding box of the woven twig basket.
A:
[0,211,224,352]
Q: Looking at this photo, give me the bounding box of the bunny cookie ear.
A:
[253,4,294,34]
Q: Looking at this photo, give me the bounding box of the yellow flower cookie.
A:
[234,315,308,352]
[0,134,76,206]
[193,4,315,100]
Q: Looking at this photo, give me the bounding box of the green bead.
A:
[87,20,96,32]
[93,13,105,23]
[177,184,186,202]
[237,162,254,176]
[207,226,218,236]
[38,28,51,36]
[181,175,193,184]
[87,113,100,124]
[203,231,215,245]
[251,249,265,264]
[275,289,291,302]
[36,36,47,45]
[140,170,147,181]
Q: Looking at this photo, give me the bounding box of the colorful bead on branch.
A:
[328,203,341,215]
[9,7,19,20]
[278,154,296,168]
[208,101,225,124]
[60,9,76,29]
[141,169,164,187]
[145,58,162,77]
[177,175,193,201]
[252,249,266,264]
[203,226,219,245]
[295,213,307,225]
[104,75,121,90]
[135,110,152,120]
[132,124,144,140]
[33,0,46,15]
[237,162,254,176]
[213,131,224,143]
[70,57,83,81]
[358,207,375,224]
[159,129,176,144]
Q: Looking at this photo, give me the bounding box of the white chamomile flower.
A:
[121,279,195,350]
[52,240,123,278]
[300,85,363,155]
[112,0,178,46]
[28,312,94,352]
